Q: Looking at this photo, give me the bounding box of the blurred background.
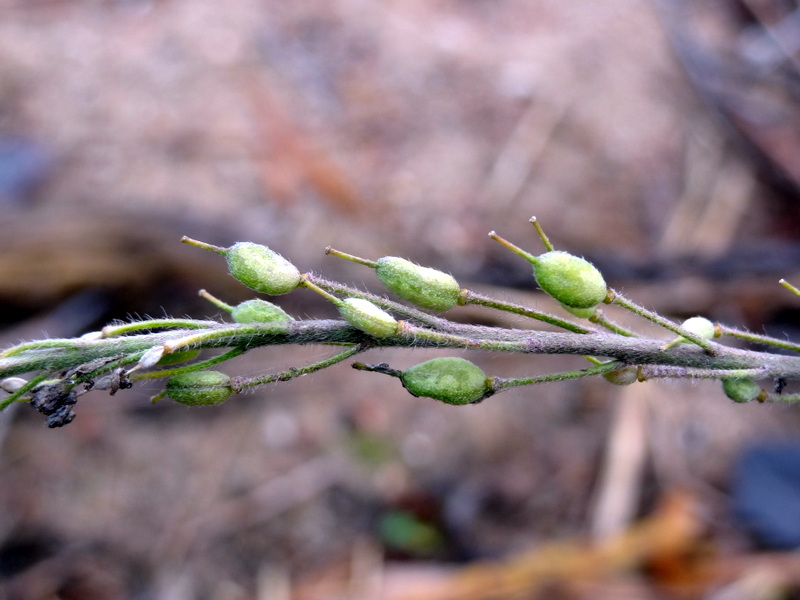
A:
[1,0,800,598]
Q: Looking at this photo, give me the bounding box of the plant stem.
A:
[491,360,622,391]
[100,319,223,338]
[131,348,245,381]
[588,310,637,337]
[233,344,363,390]
[716,325,800,354]
[459,290,594,334]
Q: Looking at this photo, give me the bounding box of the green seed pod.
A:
[156,349,201,366]
[561,305,597,318]
[374,257,461,311]
[339,298,398,338]
[532,251,607,309]
[225,242,301,295]
[401,357,491,405]
[231,299,295,323]
[722,378,763,404]
[166,371,234,406]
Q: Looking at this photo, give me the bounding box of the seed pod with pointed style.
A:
[374,257,461,311]
[489,233,607,311]
[325,248,461,311]
[722,378,763,404]
[182,237,301,295]
[166,371,234,406]
[401,357,491,405]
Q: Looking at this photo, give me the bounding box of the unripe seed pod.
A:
[339,298,398,338]
[722,378,762,404]
[225,242,301,295]
[532,251,607,309]
[401,357,491,405]
[562,305,597,318]
[374,257,461,311]
[166,371,233,406]
[231,299,295,324]
[156,349,201,366]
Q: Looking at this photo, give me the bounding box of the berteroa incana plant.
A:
[2,216,800,428]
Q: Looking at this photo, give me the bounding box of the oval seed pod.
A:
[603,365,639,386]
[663,316,717,349]
[166,370,233,406]
[722,378,763,404]
[680,316,716,339]
[532,251,607,310]
[401,357,490,405]
[231,299,295,324]
[339,298,398,338]
[156,349,201,367]
[374,257,461,311]
[225,242,301,295]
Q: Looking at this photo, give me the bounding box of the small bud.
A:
[603,365,639,386]
[339,298,398,338]
[166,371,234,406]
[137,346,166,370]
[663,316,717,349]
[1,377,28,393]
[401,357,491,405]
[231,299,295,324]
[199,289,295,324]
[722,378,763,404]
[374,257,461,311]
[182,237,300,295]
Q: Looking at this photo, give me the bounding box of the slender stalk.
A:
[131,348,245,381]
[233,344,363,390]
[530,216,555,252]
[607,290,718,354]
[101,319,223,338]
[587,310,637,337]
[459,290,594,334]
[717,324,800,354]
[491,360,622,391]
